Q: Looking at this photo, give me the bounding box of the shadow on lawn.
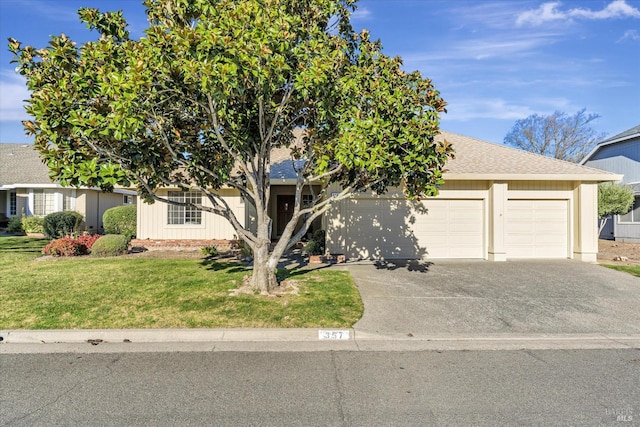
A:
[0,236,49,253]
[199,259,249,274]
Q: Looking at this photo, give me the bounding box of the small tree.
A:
[10,0,453,293]
[598,183,634,234]
[504,109,606,163]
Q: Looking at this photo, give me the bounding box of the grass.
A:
[602,264,640,278]
[0,236,363,330]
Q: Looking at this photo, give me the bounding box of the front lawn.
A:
[0,236,363,329]
[603,264,640,278]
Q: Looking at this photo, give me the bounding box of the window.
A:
[123,195,135,205]
[302,194,314,208]
[168,191,202,225]
[9,192,17,216]
[62,191,72,211]
[620,196,640,223]
[33,190,55,216]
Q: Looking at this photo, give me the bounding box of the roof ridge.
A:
[440,129,614,173]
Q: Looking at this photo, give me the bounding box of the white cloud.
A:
[570,0,640,20]
[17,0,79,23]
[444,98,537,121]
[351,6,372,21]
[517,0,640,26]
[0,71,29,122]
[619,29,640,41]
[443,96,581,122]
[516,2,567,26]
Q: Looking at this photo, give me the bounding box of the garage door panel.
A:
[347,198,484,259]
[506,200,568,259]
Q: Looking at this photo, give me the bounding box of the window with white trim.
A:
[62,191,72,211]
[168,191,202,225]
[33,190,55,216]
[620,196,640,223]
[9,192,17,216]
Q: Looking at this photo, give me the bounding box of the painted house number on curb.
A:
[318,330,350,340]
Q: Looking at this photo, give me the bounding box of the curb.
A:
[2,329,640,351]
[0,328,354,344]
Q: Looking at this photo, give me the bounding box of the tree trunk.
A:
[598,217,608,235]
[250,240,280,294]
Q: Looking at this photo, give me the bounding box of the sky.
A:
[0,0,638,145]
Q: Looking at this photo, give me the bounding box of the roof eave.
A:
[579,132,640,165]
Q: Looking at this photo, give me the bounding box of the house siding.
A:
[325,180,598,262]
[137,188,244,240]
[584,138,640,184]
[582,134,640,242]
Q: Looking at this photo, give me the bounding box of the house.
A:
[135,131,620,262]
[0,143,137,233]
[580,125,640,242]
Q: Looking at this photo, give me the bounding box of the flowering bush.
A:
[42,234,102,257]
[75,234,101,250]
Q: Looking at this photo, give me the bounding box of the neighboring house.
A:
[580,125,640,243]
[0,143,137,233]
[137,131,620,262]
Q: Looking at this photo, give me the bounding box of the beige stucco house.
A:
[136,131,620,262]
[0,144,136,233]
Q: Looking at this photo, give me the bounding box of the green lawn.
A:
[0,236,363,329]
[603,264,640,278]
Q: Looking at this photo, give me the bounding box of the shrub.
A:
[22,215,44,234]
[91,234,130,257]
[43,211,84,239]
[304,229,325,255]
[201,245,219,257]
[7,216,24,233]
[42,234,102,257]
[43,237,84,257]
[103,205,137,240]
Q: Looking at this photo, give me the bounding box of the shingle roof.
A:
[1,129,618,187]
[598,124,640,145]
[438,131,618,180]
[0,143,53,185]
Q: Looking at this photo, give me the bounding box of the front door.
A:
[276,195,295,236]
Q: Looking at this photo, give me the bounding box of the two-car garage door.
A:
[346,198,484,259]
[345,197,569,260]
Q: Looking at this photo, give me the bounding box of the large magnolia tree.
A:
[10,0,453,293]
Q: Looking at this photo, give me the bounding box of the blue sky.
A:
[0,0,638,145]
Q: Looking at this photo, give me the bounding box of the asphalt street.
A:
[2,349,639,426]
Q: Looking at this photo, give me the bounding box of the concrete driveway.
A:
[342,260,640,338]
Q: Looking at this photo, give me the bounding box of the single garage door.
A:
[346,198,484,259]
[506,199,568,258]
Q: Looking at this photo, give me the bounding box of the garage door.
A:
[346,198,484,259]
[506,200,568,258]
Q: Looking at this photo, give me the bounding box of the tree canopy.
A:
[10,0,453,292]
[503,109,606,163]
[598,182,635,234]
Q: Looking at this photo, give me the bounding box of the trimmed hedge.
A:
[22,216,44,234]
[91,234,130,257]
[43,211,84,239]
[103,205,136,239]
[7,216,24,233]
